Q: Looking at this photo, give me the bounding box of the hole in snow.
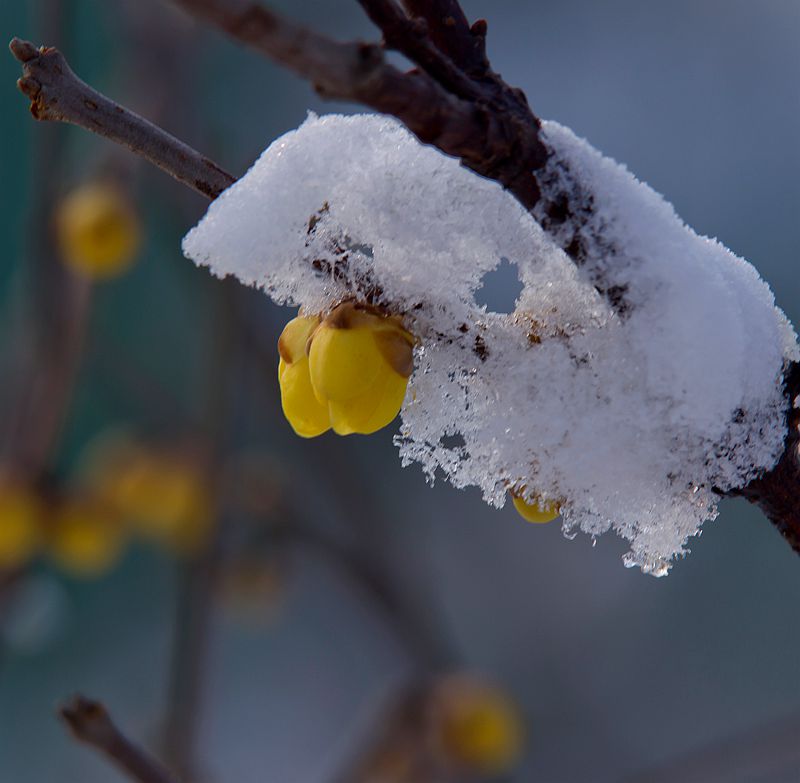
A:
[474,258,523,314]
[440,433,466,450]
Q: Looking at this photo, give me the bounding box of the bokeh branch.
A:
[9,37,235,199]
[60,696,180,783]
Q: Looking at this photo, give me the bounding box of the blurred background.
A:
[1,1,799,781]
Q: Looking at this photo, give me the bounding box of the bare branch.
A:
[168,0,548,209]
[399,0,489,76]
[355,0,480,100]
[60,695,180,783]
[9,38,235,199]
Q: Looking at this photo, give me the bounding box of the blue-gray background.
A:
[1,1,799,781]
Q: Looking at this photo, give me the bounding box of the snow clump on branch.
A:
[183,113,798,575]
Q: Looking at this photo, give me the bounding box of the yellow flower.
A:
[511,490,560,524]
[55,181,141,279]
[0,482,43,570]
[83,434,213,557]
[432,674,525,776]
[122,458,212,556]
[48,498,127,578]
[278,303,414,437]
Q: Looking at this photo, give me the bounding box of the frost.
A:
[183,113,797,575]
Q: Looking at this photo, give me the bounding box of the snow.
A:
[183,113,797,575]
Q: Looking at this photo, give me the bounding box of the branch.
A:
[60,695,180,783]
[398,0,489,76]
[168,0,548,209]
[354,0,480,100]
[9,38,235,199]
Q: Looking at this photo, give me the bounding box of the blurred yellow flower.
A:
[278,303,414,437]
[431,674,525,776]
[55,181,141,279]
[48,499,127,578]
[84,435,213,556]
[0,482,43,570]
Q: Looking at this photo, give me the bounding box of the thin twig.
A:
[9,38,235,199]
[354,0,480,100]
[60,695,180,783]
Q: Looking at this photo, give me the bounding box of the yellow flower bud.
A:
[0,483,43,570]
[55,181,141,279]
[511,491,560,524]
[432,674,525,776]
[48,499,127,578]
[277,315,331,437]
[278,304,414,437]
[307,303,413,436]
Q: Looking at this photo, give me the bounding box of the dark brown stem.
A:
[9,37,235,199]
[733,362,800,554]
[355,0,480,100]
[60,696,180,783]
[399,0,489,76]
